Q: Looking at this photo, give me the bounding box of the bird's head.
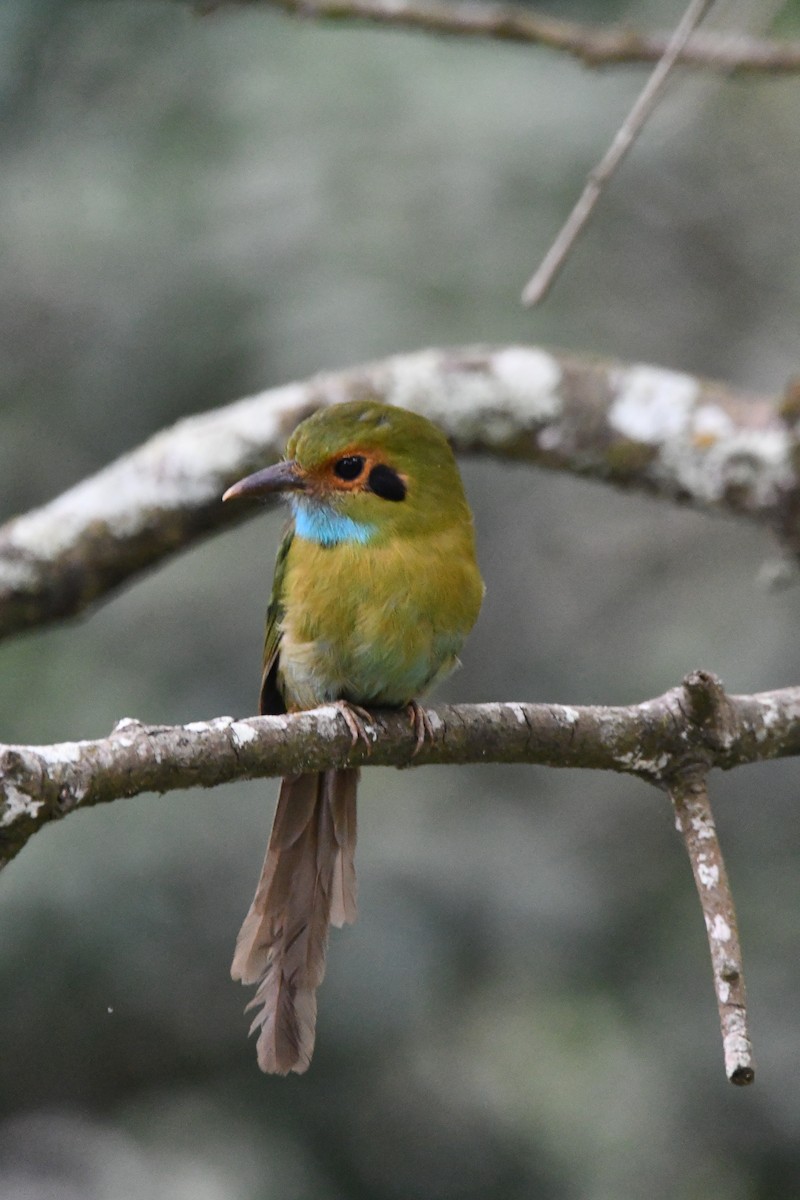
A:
[223,400,472,547]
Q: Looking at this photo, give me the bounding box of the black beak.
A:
[222,459,306,503]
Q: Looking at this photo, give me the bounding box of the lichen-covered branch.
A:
[3,674,800,869]
[667,670,754,1085]
[1,346,798,643]
[2,671,796,1083]
[193,0,800,76]
[670,767,754,1085]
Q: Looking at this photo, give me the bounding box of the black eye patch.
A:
[367,463,406,502]
[333,455,366,481]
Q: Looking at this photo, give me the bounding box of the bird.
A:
[222,399,484,1074]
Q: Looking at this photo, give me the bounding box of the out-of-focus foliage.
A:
[2,2,800,1197]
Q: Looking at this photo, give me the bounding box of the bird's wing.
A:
[259,522,294,716]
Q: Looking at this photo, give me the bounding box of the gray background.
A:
[1,2,800,1197]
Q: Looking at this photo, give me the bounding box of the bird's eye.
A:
[333,455,366,481]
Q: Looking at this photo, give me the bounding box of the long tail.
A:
[231,768,358,1074]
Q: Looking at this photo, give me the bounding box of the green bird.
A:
[223,399,484,1074]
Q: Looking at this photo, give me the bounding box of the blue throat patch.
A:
[292,498,376,547]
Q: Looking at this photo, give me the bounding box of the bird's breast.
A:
[278,526,483,710]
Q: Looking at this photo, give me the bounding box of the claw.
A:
[407,700,435,757]
[333,700,374,750]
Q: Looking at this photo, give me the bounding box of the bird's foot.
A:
[407,700,435,757]
[332,700,374,750]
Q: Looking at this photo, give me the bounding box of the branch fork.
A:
[658,672,754,1085]
[1,671,791,1083]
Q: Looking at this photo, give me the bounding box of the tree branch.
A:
[3,671,797,1082]
[3,674,800,868]
[670,767,754,1085]
[668,671,754,1085]
[193,0,800,76]
[2,346,799,643]
[522,0,715,306]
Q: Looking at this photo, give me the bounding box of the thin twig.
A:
[521,0,715,306]
[668,670,755,1084]
[191,0,800,75]
[670,767,754,1084]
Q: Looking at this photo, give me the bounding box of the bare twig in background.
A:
[669,671,754,1085]
[2,671,797,1081]
[2,346,799,643]
[521,0,714,306]
[192,0,800,75]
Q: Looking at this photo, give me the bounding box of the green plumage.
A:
[226,400,484,1073]
[261,401,483,714]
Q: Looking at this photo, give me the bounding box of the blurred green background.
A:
[2,1,800,1196]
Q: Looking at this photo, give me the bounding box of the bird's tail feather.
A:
[231,768,358,1074]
